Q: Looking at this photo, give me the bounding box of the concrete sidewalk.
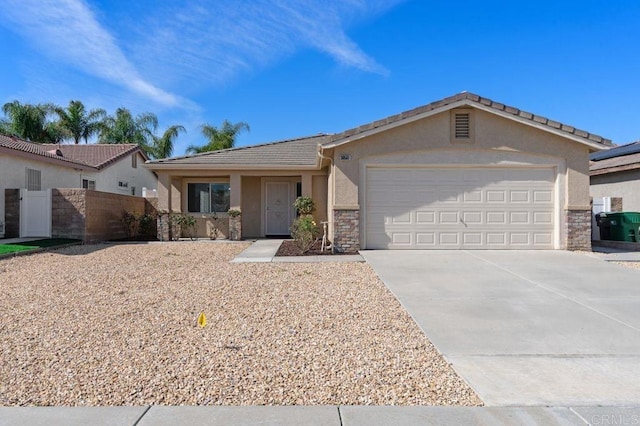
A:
[3,405,640,425]
[231,239,364,263]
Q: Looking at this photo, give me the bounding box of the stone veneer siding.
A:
[229,216,242,241]
[4,189,20,238]
[565,209,591,251]
[333,209,360,253]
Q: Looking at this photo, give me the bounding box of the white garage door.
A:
[365,167,555,249]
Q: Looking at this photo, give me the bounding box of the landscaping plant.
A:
[291,197,320,253]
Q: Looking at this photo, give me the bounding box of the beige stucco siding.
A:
[242,176,262,237]
[153,169,328,238]
[332,108,591,209]
[591,170,640,212]
[90,153,157,196]
[312,175,328,224]
[0,155,82,227]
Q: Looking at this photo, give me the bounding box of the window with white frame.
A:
[26,168,41,191]
[187,183,230,213]
[82,178,96,190]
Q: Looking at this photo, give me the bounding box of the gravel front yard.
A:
[0,243,481,406]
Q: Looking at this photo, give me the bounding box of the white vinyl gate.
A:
[20,189,52,238]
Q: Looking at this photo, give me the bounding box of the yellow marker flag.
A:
[197,312,207,328]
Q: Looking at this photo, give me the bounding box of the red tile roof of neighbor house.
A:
[40,143,145,169]
[0,135,145,170]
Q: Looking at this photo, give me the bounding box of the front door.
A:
[265,182,291,236]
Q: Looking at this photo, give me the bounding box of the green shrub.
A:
[293,196,315,215]
[290,215,320,253]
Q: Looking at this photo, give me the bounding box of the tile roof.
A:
[0,135,144,170]
[40,143,143,169]
[590,141,640,176]
[148,134,331,167]
[326,92,613,149]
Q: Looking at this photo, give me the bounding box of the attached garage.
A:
[364,167,556,249]
[322,92,612,252]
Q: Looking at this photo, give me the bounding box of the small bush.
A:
[122,211,157,240]
[290,215,320,253]
[293,196,315,215]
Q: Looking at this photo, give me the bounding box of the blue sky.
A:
[0,0,638,155]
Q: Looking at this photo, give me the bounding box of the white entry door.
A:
[265,182,291,235]
[20,189,52,238]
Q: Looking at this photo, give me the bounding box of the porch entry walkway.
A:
[231,239,363,263]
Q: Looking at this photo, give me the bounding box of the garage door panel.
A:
[534,212,553,224]
[439,233,459,245]
[510,211,530,224]
[439,211,458,224]
[510,191,530,203]
[464,190,483,202]
[486,190,507,203]
[534,190,553,203]
[416,211,436,224]
[416,233,436,245]
[462,211,483,224]
[365,167,555,249]
[463,233,483,245]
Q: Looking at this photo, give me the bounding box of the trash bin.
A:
[596,213,612,240]
[603,212,640,242]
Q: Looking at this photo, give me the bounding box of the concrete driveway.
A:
[361,250,640,406]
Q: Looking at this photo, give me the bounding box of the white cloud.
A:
[0,0,182,107]
[0,0,403,107]
[135,0,404,85]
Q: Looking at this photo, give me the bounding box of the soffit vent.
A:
[455,113,470,138]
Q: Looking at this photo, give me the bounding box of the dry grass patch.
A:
[0,243,481,406]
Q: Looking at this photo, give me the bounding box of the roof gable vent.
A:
[455,112,470,138]
[451,109,474,143]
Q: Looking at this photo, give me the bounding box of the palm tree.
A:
[98,108,158,154]
[185,120,250,154]
[54,100,106,144]
[0,100,62,143]
[148,125,186,159]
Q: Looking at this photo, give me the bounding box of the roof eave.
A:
[0,145,97,171]
[144,163,322,171]
[590,163,640,176]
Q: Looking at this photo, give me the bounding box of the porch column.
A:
[301,173,313,197]
[170,178,182,212]
[229,173,242,210]
[156,172,172,241]
[229,173,242,240]
[157,172,171,211]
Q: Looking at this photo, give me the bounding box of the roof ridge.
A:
[0,135,144,169]
[327,92,612,148]
[149,133,331,164]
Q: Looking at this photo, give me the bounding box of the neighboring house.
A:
[590,141,640,211]
[0,135,157,237]
[146,92,612,252]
